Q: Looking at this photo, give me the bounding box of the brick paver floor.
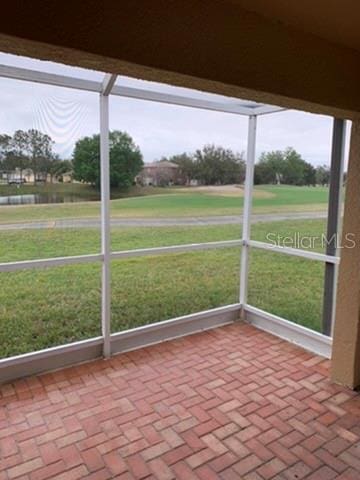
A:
[1,323,360,479]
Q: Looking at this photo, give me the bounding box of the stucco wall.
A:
[0,1,360,118]
[331,120,360,388]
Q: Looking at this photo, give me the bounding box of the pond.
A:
[0,192,100,205]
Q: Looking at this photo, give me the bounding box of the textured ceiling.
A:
[232,0,360,52]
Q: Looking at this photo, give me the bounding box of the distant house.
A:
[5,168,33,184]
[4,168,73,184]
[136,161,185,186]
[59,171,73,183]
[5,168,49,184]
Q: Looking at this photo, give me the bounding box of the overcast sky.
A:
[0,53,350,166]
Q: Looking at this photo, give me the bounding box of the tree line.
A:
[160,145,246,185]
[254,147,331,186]
[165,146,331,187]
[0,128,332,188]
[73,136,245,187]
[0,130,72,182]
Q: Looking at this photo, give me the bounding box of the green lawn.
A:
[255,185,329,207]
[0,185,330,223]
[0,218,327,263]
[0,219,327,358]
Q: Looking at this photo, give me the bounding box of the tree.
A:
[73,130,143,189]
[281,147,308,185]
[0,134,11,161]
[167,153,194,184]
[255,147,316,186]
[2,131,29,181]
[304,163,316,186]
[193,145,245,185]
[255,150,284,184]
[25,129,54,181]
[0,134,12,173]
[47,156,73,183]
[316,164,330,186]
[3,130,54,182]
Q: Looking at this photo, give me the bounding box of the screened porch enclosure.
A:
[0,58,346,383]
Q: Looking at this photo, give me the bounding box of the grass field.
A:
[0,218,327,358]
[0,185,330,223]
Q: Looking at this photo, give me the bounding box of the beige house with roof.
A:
[136,160,185,186]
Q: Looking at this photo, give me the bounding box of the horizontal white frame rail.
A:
[0,305,241,383]
[0,240,243,273]
[0,64,102,92]
[0,253,104,272]
[111,239,242,259]
[0,299,333,383]
[110,303,240,355]
[244,304,332,358]
[0,64,284,116]
[112,85,285,116]
[248,240,340,264]
[0,237,338,273]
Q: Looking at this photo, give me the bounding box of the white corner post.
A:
[239,115,257,316]
[322,118,346,336]
[100,74,117,358]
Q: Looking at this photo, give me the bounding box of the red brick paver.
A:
[1,323,360,479]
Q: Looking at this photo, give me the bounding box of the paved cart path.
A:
[0,211,327,230]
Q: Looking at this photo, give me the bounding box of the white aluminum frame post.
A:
[239,115,257,313]
[322,119,346,336]
[100,73,117,357]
